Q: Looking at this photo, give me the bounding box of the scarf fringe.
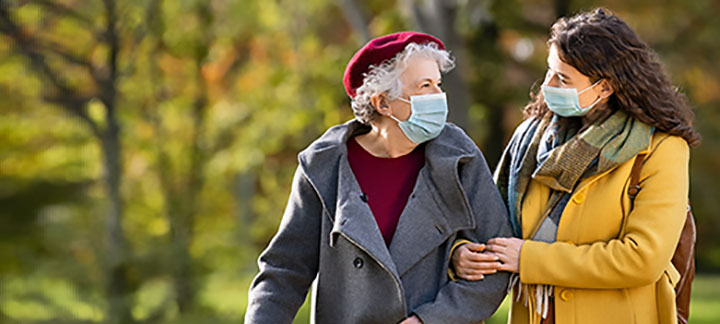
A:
[508,273,553,321]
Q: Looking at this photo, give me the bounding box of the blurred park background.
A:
[0,0,718,323]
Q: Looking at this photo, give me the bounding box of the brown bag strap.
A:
[626,149,695,324]
[628,153,647,200]
[673,210,696,324]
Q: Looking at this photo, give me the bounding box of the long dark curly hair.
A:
[524,8,701,146]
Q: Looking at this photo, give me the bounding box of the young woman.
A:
[452,8,700,324]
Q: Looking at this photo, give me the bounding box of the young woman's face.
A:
[544,44,602,108]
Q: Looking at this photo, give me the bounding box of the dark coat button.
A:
[360,193,368,202]
[353,257,364,268]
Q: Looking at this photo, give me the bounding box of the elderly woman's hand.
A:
[486,237,525,273]
[451,242,503,281]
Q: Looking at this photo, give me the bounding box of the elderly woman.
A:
[244,32,511,324]
[451,9,700,324]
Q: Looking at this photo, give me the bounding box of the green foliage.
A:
[0,0,718,322]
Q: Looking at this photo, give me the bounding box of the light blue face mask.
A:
[541,79,603,117]
[389,92,448,144]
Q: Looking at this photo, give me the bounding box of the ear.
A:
[598,79,614,99]
[370,93,392,116]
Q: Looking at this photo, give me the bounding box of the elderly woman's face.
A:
[390,55,443,121]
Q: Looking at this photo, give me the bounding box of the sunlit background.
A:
[1,0,718,323]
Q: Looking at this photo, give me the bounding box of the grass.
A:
[3,272,716,323]
[687,274,720,324]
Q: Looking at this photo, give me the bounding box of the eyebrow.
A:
[557,71,571,80]
[548,65,571,81]
[417,77,442,85]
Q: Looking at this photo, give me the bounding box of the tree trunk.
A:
[170,205,195,314]
[171,62,209,315]
[435,0,470,132]
[471,13,504,168]
[407,0,471,131]
[139,0,199,313]
[484,104,505,169]
[170,2,213,313]
[554,0,571,19]
[101,1,134,321]
[236,170,257,247]
[336,0,371,44]
[101,119,133,324]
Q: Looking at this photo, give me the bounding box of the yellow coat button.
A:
[572,191,586,204]
[559,289,573,301]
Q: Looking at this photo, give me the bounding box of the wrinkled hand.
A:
[486,237,524,273]
[398,315,423,324]
[451,242,502,281]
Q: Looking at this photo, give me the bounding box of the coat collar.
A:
[299,119,477,277]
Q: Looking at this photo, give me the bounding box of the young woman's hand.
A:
[451,242,502,281]
[486,237,525,273]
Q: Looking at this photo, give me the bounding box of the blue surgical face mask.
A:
[389,92,448,144]
[541,79,603,117]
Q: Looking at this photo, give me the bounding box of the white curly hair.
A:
[351,42,455,124]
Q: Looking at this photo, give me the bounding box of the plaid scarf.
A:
[494,109,653,321]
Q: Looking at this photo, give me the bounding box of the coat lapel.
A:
[388,151,475,277]
[330,157,399,278]
[388,169,451,276]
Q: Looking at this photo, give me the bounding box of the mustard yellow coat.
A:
[510,132,689,324]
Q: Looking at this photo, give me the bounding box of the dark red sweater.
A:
[347,137,425,245]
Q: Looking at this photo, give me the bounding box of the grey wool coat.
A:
[244,120,512,324]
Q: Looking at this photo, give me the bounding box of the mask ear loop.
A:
[582,96,603,110]
[577,78,604,95]
[577,79,604,110]
[388,97,412,123]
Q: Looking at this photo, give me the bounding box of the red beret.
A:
[343,32,445,98]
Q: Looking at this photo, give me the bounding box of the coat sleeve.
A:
[413,146,513,323]
[244,166,322,324]
[519,135,689,289]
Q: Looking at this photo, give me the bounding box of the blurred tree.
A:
[0,1,718,323]
[134,0,241,314]
[149,0,212,314]
[0,0,134,322]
